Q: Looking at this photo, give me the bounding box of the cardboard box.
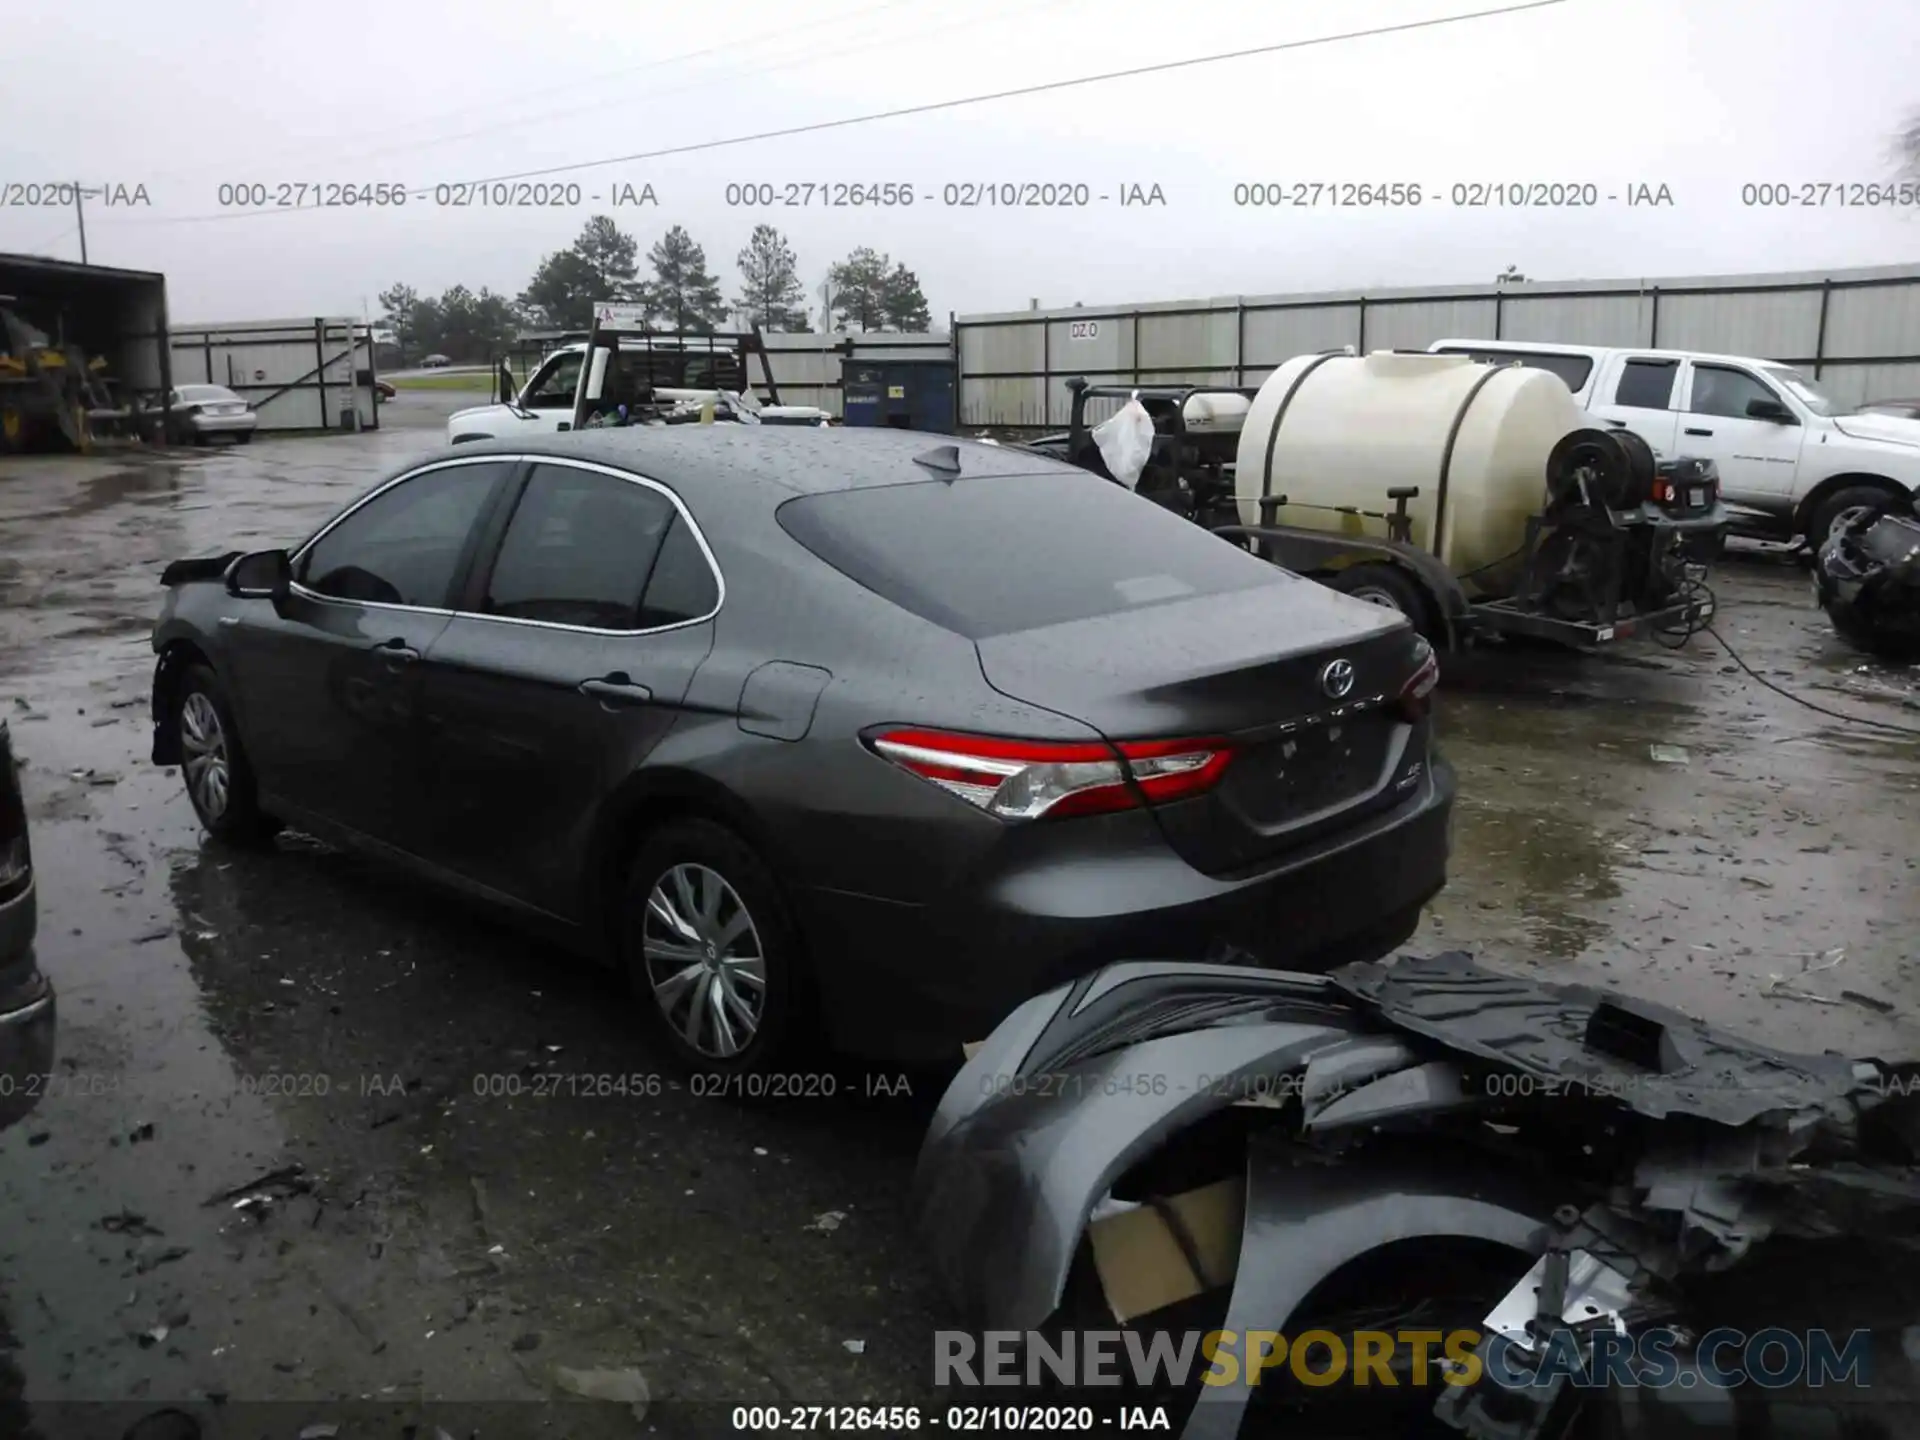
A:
[1086,1176,1244,1322]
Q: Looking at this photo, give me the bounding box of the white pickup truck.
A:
[447,340,831,445]
[1428,339,1920,552]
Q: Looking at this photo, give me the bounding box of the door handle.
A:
[375,638,420,663]
[579,673,652,705]
[1684,427,1713,437]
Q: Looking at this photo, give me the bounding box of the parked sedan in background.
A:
[169,384,257,444]
[147,429,1452,1077]
[0,718,56,1132]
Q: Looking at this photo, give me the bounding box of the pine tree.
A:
[642,225,728,332]
[734,224,810,331]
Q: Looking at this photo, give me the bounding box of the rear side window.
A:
[637,517,721,627]
[1612,358,1678,409]
[777,471,1290,640]
[1438,347,1593,393]
[484,464,675,629]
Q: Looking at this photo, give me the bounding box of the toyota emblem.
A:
[1320,658,1355,699]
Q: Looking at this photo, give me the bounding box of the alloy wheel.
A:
[179,691,231,819]
[642,863,767,1059]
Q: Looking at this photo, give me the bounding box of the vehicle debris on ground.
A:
[915,950,1920,1438]
[1816,504,1920,659]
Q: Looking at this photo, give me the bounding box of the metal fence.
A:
[951,262,1920,430]
[170,317,376,431]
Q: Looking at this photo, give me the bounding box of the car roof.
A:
[441,425,1078,497]
[1428,338,1800,370]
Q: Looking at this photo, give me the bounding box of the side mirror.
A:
[227,548,291,605]
[1746,396,1794,423]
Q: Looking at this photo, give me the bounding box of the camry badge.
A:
[1320,658,1355,699]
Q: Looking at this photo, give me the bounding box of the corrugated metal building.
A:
[953,262,1920,429]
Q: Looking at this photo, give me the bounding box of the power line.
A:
[137,0,921,187]
[6,220,78,258]
[96,0,1567,229]
[255,0,1078,177]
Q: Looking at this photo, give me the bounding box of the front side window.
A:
[297,461,509,606]
[523,353,584,409]
[1762,366,1835,417]
[1688,365,1777,420]
[483,465,681,630]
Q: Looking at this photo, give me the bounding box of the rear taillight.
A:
[868,728,1233,821]
[1397,645,1440,722]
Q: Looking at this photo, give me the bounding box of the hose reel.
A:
[1543,427,1656,515]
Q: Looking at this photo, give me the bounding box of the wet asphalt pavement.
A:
[0,393,1917,1437]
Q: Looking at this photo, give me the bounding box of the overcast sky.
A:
[5,0,1917,324]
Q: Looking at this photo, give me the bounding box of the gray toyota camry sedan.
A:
[148,427,1453,1076]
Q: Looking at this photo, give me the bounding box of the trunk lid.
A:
[975,582,1426,875]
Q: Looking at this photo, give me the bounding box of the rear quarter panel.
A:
[660,509,1107,903]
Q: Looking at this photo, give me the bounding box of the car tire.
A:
[620,819,810,1079]
[174,663,281,847]
[235,432,253,445]
[1327,563,1434,637]
[1807,485,1904,556]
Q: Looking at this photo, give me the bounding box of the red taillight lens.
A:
[1651,478,1676,504]
[868,728,1233,821]
[1397,647,1440,722]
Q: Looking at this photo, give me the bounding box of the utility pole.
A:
[73,182,88,264]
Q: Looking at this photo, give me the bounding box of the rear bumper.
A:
[801,759,1455,1064]
[189,413,256,433]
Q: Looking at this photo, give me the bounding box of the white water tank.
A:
[1234,351,1587,590]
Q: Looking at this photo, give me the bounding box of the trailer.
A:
[1036,365,1727,652]
[0,253,171,454]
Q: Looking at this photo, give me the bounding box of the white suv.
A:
[1428,339,1920,551]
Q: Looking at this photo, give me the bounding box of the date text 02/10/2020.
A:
[1229,181,1677,208]
[211,182,660,208]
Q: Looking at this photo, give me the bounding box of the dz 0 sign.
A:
[1068,320,1100,339]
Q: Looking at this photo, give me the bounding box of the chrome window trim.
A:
[284,454,726,637]
[454,456,726,638]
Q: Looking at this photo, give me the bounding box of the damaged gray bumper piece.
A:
[1816,505,1920,660]
[913,951,1920,1440]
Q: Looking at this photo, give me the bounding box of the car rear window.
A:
[776,471,1289,639]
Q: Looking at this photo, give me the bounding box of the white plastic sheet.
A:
[1091,395,1155,491]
